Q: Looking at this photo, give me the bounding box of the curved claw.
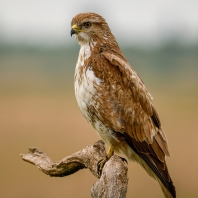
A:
[97,145,115,177]
[97,156,108,177]
[119,156,128,164]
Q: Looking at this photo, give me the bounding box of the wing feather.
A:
[91,51,174,176]
[90,51,175,197]
[99,51,169,150]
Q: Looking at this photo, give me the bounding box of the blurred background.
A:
[0,0,198,197]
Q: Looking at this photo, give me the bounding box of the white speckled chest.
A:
[74,43,113,144]
[74,43,97,119]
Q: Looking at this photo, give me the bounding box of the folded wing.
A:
[91,51,176,198]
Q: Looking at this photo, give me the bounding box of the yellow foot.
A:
[97,145,114,176]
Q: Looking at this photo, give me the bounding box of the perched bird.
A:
[70,12,176,198]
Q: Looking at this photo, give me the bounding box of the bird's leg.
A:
[107,144,115,159]
[97,145,114,176]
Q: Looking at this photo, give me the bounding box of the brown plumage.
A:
[71,12,176,198]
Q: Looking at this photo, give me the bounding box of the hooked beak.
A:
[70,24,87,37]
[70,28,76,37]
[70,24,79,37]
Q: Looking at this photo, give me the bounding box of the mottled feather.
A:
[71,12,176,198]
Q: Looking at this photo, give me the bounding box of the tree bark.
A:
[20,140,128,198]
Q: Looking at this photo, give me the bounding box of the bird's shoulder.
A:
[91,50,153,116]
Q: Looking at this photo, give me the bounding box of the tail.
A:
[158,178,176,198]
[142,154,176,198]
[123,132,176,198]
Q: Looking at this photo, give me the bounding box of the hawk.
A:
[70,12,176,198]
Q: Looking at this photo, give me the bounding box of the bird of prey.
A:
[70,12,176,198]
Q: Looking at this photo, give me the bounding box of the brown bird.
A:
[70,12,176,198]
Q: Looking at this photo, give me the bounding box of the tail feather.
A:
[158,179,176,198]
[123,132,176,198]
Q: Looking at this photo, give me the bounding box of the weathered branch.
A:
[20,140,128,198]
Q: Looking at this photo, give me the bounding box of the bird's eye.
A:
[84,22,92,28]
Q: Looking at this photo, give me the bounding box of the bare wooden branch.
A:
[20,140,128,198]
[91,155,128,198]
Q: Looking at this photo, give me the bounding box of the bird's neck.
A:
[79,33,126,62]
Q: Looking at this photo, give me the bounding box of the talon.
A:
[97,145,115,176]
[97,159,102,176]
[119,156,128,164]
[97,156,108,176]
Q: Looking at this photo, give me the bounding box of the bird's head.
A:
[71,12,112,45]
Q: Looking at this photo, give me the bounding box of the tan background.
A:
[1,1,198,197]
[0,46,197,198]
